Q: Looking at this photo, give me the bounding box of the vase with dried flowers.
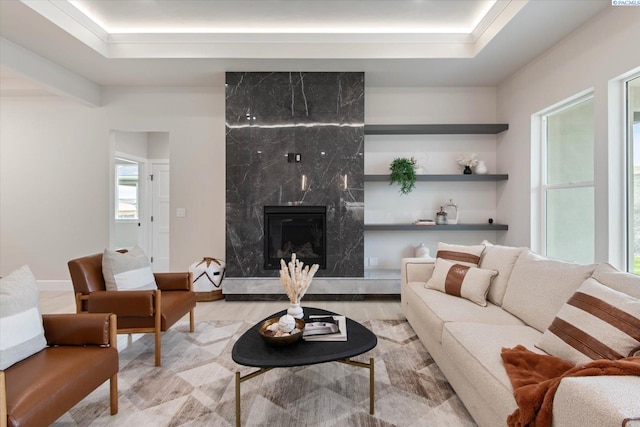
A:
[456,153,479,174]
[279,253,319,318]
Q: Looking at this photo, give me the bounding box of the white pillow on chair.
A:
[102,246,158,291]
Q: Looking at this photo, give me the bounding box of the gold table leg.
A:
[337,357,375,414]
[235,368,273,427]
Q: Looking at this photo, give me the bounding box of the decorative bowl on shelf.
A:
[259,317,305,346]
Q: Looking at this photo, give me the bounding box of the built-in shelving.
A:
[365,174,508,182]
[364,224,508,231]
[364,124,509,135]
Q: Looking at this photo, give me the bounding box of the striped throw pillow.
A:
[436,242,485,267]
[537,278,640,365]
[0,265,47,370]
[102,246,158,291]
[425,258,498,306]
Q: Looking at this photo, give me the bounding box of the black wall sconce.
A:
[287,153,301,163]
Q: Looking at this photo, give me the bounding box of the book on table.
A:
[303,315,347,341]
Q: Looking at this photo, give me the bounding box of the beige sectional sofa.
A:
[401,244,640,427]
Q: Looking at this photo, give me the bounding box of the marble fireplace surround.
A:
[225,72,365,279]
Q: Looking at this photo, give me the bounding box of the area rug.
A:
[53,319,476,426]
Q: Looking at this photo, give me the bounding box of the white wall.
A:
[496,6,640,268]
[364,87,503,268]
[0,85,225,281]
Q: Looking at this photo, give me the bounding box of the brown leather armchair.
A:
[68,253,196,366]
[1,313,118,427]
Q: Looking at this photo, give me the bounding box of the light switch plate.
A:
[176,208,186,217]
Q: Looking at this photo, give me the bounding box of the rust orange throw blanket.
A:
[501,345,640,427]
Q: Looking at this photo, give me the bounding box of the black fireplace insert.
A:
[263,205,327,270]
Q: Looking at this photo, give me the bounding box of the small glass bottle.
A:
[436,207,448,225]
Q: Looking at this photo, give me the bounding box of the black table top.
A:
[231,307,378,368]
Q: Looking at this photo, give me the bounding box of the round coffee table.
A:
[231,307,377,426]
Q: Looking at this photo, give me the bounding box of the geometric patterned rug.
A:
[53,319,476,426]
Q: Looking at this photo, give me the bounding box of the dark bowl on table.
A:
[259,317,305,345]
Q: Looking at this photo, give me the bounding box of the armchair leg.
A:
[110,374,118,415]
[190,308,195,333]
[155,329,161,367]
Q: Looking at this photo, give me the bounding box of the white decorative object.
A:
[475,160,488,175]
[189,257,225,292]
[445,199,459,224]
[278,314,296,332]
[287,303,304,319]
[279,253,319,319]
[415,243,431,258]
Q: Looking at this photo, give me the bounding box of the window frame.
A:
[625,73,640,273]
[539,93,595,260]
[115,156,141,222]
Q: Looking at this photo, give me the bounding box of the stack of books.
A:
[414,219,435,225]
[302,315,347,341]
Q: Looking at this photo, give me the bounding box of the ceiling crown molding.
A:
[20,0,527,60]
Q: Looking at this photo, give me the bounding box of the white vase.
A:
[287,303,304,319]
[475,160,488,175]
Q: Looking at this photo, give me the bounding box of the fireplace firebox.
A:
[263,206,327,270]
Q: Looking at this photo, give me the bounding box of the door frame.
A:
[148,159,170,271]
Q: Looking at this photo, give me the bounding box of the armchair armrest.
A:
[87,291,156,317]
[42,313,116,347]
[154,272,192,292]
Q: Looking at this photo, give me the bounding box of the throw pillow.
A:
[425,258,498,306]
[502,249,596,333]
[537,278,640,365]
[0,265,47,370]
[436,242,485,267]
[479,241,523,306]
[102,246,158,291]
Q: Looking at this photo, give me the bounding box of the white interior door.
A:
[151,163,170,272]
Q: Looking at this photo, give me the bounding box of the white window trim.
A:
[538,92,594,258]
[625,72,640,272]
[114,152,147,223]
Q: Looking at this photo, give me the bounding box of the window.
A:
[626,75,640,273]
[115,159,139,220]
[541,96,595,264]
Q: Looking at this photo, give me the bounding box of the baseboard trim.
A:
[223,293,400,301]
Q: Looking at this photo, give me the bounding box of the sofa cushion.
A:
[591,262,640,299]
[537,278,640,365]
[502,249,596,332]
[0,265,47,370]
[479,241,523,306]
[436,242,485,267]
[553,376,640,427]
[426,258,497,306]
[404,282,525,343]
[441,322,545,423]
[102,246,158,291]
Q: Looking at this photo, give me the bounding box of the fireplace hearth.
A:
[263,206,327,270]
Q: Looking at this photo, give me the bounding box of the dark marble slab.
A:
[226,72,364,277]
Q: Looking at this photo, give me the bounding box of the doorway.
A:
[110,131,170,272]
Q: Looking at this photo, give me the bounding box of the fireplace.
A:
[263,206,327,270]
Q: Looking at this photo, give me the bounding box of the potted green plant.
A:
[389,157,417,195]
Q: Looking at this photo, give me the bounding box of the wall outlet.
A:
[176,208,186,218]
[369,257,379,267]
